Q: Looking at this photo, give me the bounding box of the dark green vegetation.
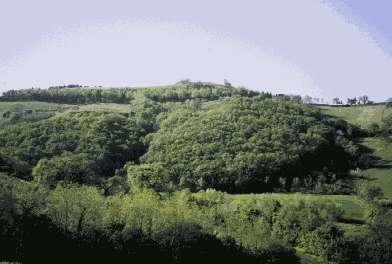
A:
[1,82,391,263]
[320,104,392,198]
[140,96,364,193]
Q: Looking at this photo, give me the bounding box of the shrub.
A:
[355,181,383,202]
[298,223,346,263]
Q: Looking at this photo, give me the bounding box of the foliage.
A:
[1,84,391,263]
[0,111,145,186]
[297,223,348,263]
[127,162,173,192]
[356,210,392,264]
[0,101,74,127]
[355,180,383,203]
[33,153,97,187]
[140,96,362,192]
[0,181,302,263]
[0,81,261,104]
[319,104,392,129]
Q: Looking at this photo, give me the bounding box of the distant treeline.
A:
[0,81,262,104]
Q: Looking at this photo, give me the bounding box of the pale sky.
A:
[1,0,391,102]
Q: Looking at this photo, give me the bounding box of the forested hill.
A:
[0,82,366,194]
[1,82,392,263]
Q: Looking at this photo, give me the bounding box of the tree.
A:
[298,223,347,263]
[32,153,97,187]
[382,115,392,134]
[302,95,313,104]
[2,110,11,118]
[127,163,173,192]
[140,96,361,193]
[47,184,105,235]
[358,211,392,264]
[368,123,381,136]
[332,98,341,105]
[356,181,383,202]
[358,95,369,105]
[347,97,357,105]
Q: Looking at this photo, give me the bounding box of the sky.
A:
[0,0,391,102]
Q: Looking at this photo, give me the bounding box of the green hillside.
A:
[319,104,392,198]
[0,101,75,127]
[1,84,391,264]
[319,104,392,128]
[359,137,392,198]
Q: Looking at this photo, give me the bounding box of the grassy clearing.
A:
[0,101,76,126]
[296,248,324,264]
[319,104,392,128]
[360,137,392,199]
[76,103,132,113]
[319,105,392,198]
[0,101,74,112]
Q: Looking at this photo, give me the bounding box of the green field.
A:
[319,104,392,199]
[76,103,133,113]
[0,101,75,112]
[361,137,392,198]
[319,104,392,128]
[0,101,76,126]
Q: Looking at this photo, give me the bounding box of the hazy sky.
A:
[1,0,391,101]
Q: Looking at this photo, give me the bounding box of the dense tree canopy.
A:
[139,96,361,192]
[0,111,145,185]
[0,83,386,263]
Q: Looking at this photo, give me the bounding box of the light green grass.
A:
[360,137,392,199]
[0,101,76,126]
[76,103,132,113]
[319,105,392,198]
[0,101,74,112]
[296,248,324,264]
[319,105,392,128]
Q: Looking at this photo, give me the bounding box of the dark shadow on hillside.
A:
[337,217,366,225]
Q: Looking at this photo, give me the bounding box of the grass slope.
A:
[0,101,76,126]
[76,103,133,113]
[319,104,392,199]
[319,104,392,128]
[361,137,392,198]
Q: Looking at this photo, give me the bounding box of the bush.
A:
[357,211,392,264]
[271,201,342,244]
[298,223,347,263]
[368,122,381,136]
[127,163,173,192]
[355,181,383,202]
